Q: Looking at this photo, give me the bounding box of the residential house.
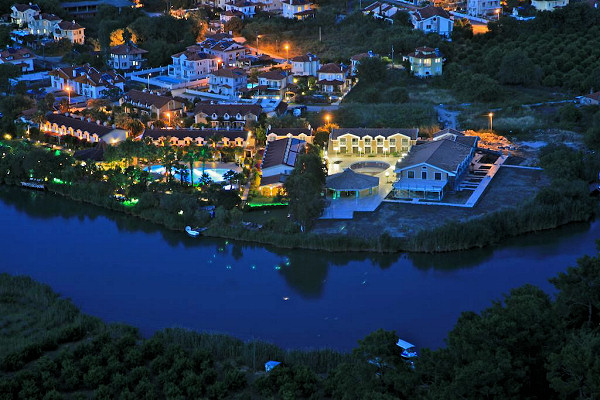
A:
[108,42,148,71]
[259,137,306,195]
[282,0,315,19]
[220,9,244,23]
[29,13,61,36]
[432,128,479,148]
[193,103,262,128]
[42,113,128,144]
[0,46,35,72]
[260,0,284,12]
[60,0,132,19]
[225,0,257,18]
[142,127,252,148]
[393,138,477,200]
[350,51,377,76]
[467,0,500,17]
[579,91,600,106]
[208,68,248,98]
[411,6,454,37]
[291,53,320,77]
[266,127,313,143]
[49,65,125,99]
[198,34,248,66]
[53,20,85,44]
[329,128,419,156]
[256,70,291,98]
[317,63,348,93]
[531,0,569,11]
[169,45,218,80]
[10,3,40,27]
[120,89,185,118]
[362,1,399,21]
[407,47,442,77]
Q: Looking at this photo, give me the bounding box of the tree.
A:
[356,57,388,85]
[498,49,541,86]
[284,148,325,231]
[223,17,243,35]
[109,28,138,46]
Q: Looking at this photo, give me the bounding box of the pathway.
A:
[435,105,459,130]
[463,154,507,207]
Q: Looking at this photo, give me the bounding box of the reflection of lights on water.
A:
[362,280,367,285]
[218,247,224,252]
[225,241,229,245]
[226,265,232,270]
[283,297,289,301]
[213,254,216,258]
[251,265,256,270]
[274,265,281,270]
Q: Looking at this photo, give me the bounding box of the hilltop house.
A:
[10,3,40,27]
[208,68,248,98]
[193,103,262,128]
[411,6,453,37]
[531,0,569,10]
[225,0,257,17]
[54,20,85,44]
[259,137,306,195]
[329,128,418,156]
[0,47,35,72]
[579,91,600,106]
[256,70,291,98]
[350,51,377,76]
[42,113,128,144]
[317,63,348,93]
[49,65,125,98]
[407,47,443,77]
[169,45,218,80]
[142,127,252,148]
[220,9,244,22]
[198,34,248,66]
[291,53,320,77]
[362,1,399,21]
[29,13,61,36]
[393,138,477,200]
[282,0,315,19]
[108,42,147,71]
[120,90,185,119]
[467,0,500,17]
[267,127,313,143]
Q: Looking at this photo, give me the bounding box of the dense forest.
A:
[1,246,599,399]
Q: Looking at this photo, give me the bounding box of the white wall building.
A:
[10,3,40,27]
[0,47,35,72]
[291,53,320,76]
[49,65,125,99]
[54,20,85,44]
[208,68,248,98]
[29,13,61,36]
[282,0,315,19]
[169,45,218,79]
[108,42,148,71]
[411,6,454,37]
[467,0,500,18]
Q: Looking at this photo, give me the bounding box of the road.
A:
[435,104,459,130]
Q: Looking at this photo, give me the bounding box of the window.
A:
[389,139,396,146]
[434,172,442,180]
[339,138,346,145]
[421,171,427,180]
[364,138,371,145]
[407,171,415,179]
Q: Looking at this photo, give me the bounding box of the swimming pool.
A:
[145,165,235,184]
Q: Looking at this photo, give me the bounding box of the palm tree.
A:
[182,146,200,186]
[208,133,223,162]
[198,145,213,175]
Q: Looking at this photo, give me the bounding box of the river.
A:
[1,187,598,351]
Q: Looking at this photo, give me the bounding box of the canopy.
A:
[326,169,379,191]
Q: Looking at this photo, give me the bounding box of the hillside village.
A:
[0,0,599,238]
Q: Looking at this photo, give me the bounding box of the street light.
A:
[324,113,331,124]
[488,112,493,131]
[256,34,262,55]
[284,43,289,62]
[166,112,171,126]
[147,72,151,89]
[496,8,501,20]
[66,86,71,111]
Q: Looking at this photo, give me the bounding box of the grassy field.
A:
[313,167,549,238]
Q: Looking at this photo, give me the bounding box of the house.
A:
[256,70,291,98]
[260,0,283,12]
[350,51,377,76]
[208,68,248,98]
[317,63,348,93]
[267,127,313,143]
[120,89,185,119]
[53,20,85,44]
[393,138,477,200]
[198,34,248,66]
[225,0,257,18]
[432,128,479,148]
[467,0,500,17]
[60,0,133,19]
[108,42,148,71]
[169,45,218,80]
[362,1,399,21]
[49,65,125,99]
[142,127,252,148]
[579,91,600,106]
[407,47,443,77]
[282,0,315,19]
[29,13,61,36]
[291,53,320,77]
[42,113,128,144]
[220,9,244,23]
[329,128,418,156]
[531,0,569,11]
[10,3,40,27]
[193,103,262,128]
[411,6,454,37]
[0,46,35,72]
[326,169,380,199]
[259,137,306,195]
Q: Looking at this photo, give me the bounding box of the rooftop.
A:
[396,139,473,174]
[331,128,419,140]
[326,169,379,191]
[261,137,305,170]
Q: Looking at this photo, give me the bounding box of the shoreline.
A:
[7,182,596,254]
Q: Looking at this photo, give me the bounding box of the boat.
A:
[20,181,46,191]
[185,226,207,237]
[396,339,418,359]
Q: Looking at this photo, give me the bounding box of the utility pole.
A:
[319,26,321,42]
[391,44,394,68]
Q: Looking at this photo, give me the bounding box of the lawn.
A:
[312,166,549,238]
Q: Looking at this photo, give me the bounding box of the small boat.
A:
[185,226,207,237]
[396,339,418,359]
[20,181,46,191]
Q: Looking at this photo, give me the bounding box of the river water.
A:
[1,187,598,351]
